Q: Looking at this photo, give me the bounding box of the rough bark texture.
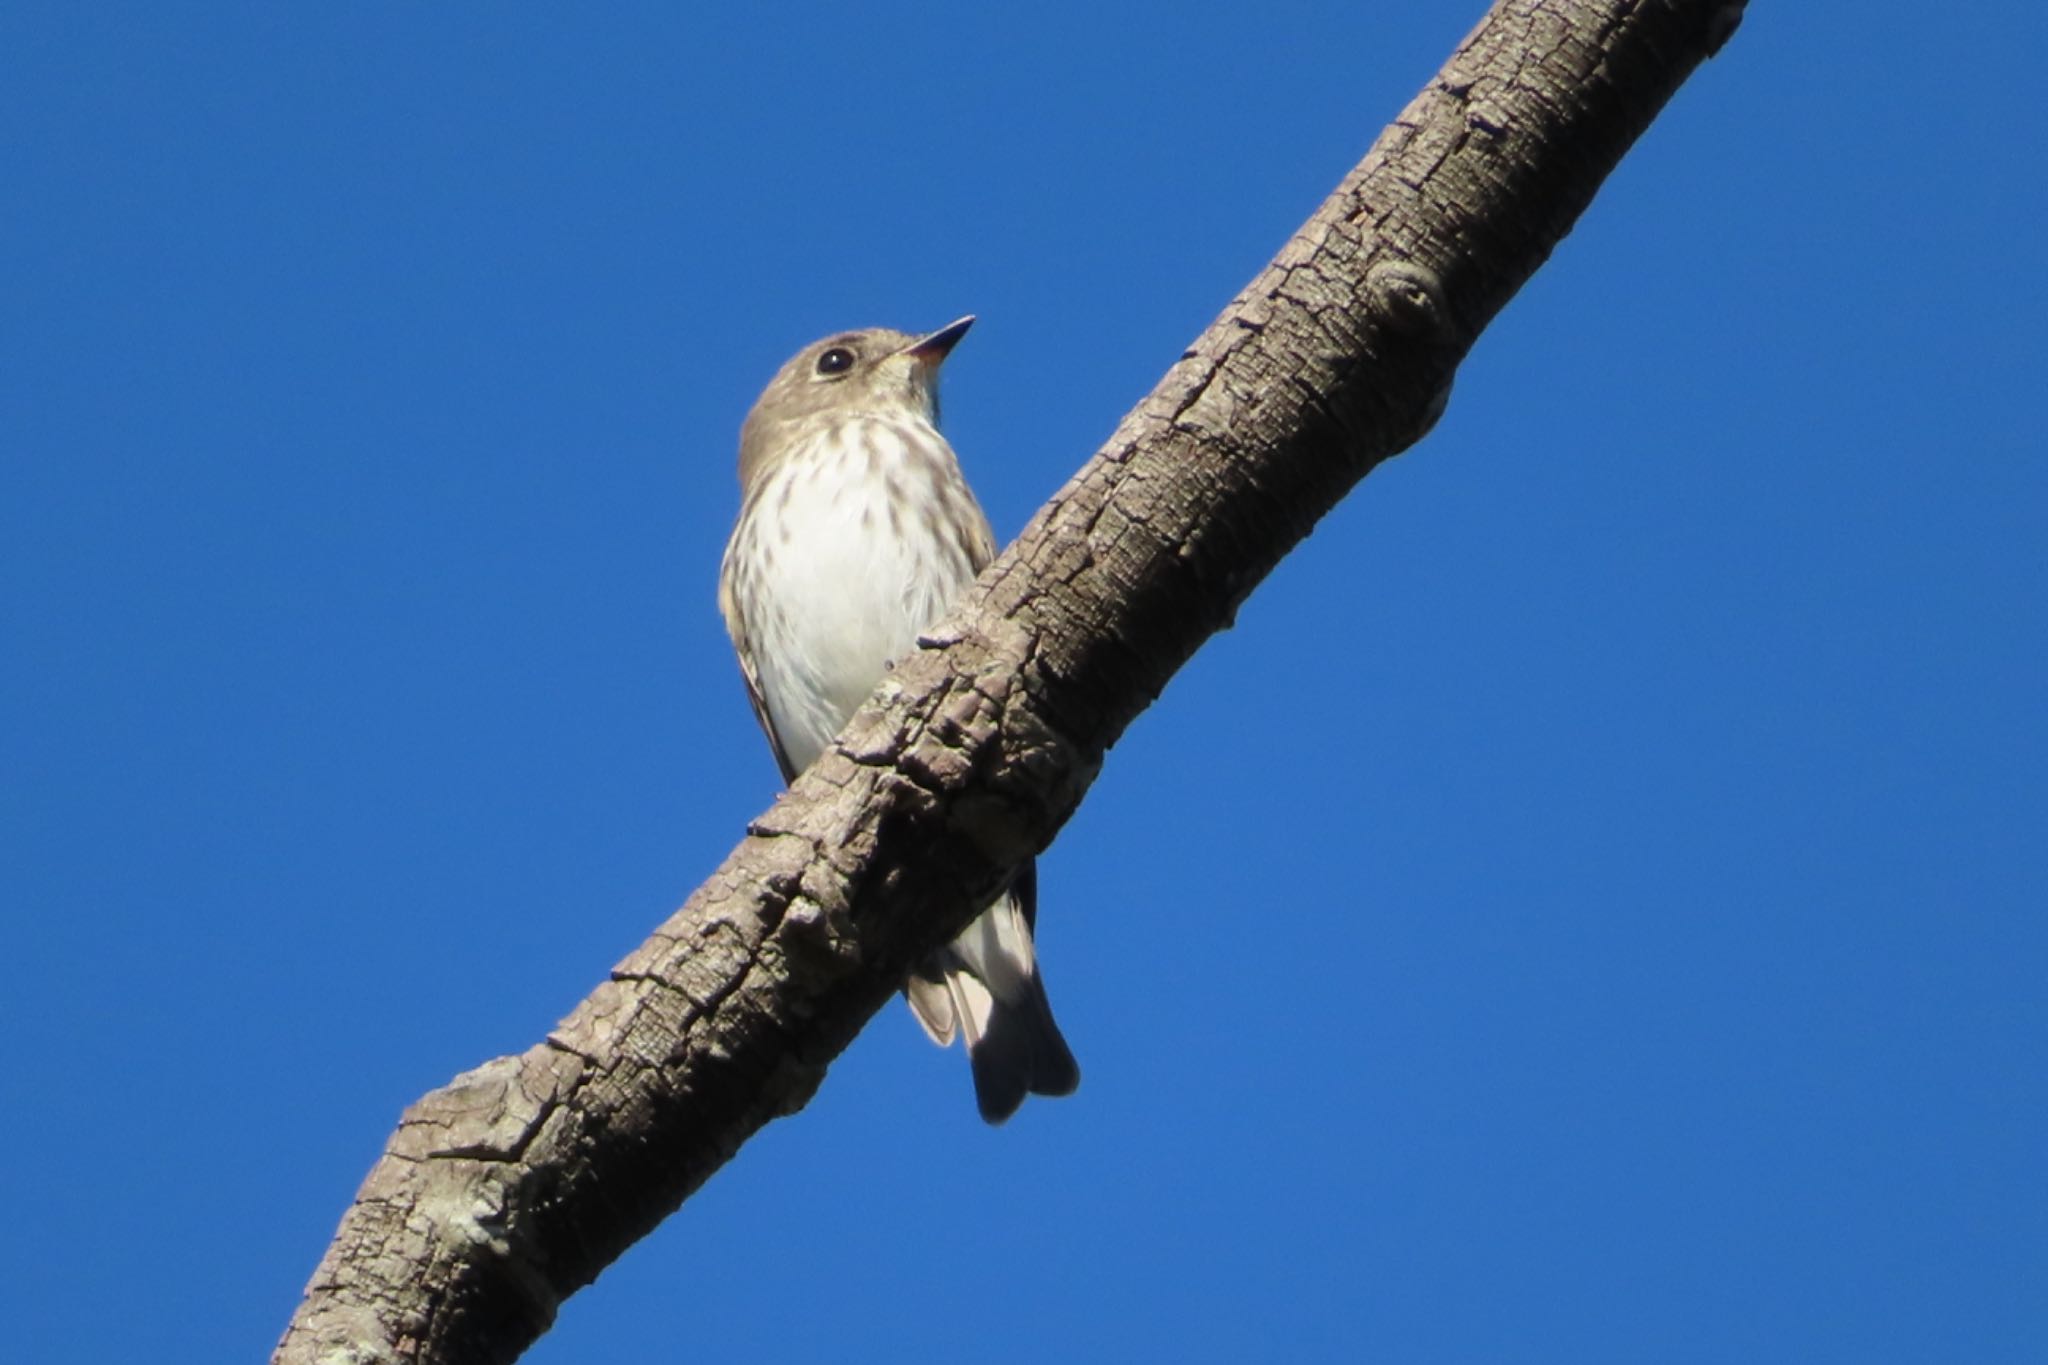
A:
[275,2,1745,1360]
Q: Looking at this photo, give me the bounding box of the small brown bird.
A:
[718,316,1079,1123]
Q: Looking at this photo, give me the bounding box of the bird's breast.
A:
[727,415,993,771]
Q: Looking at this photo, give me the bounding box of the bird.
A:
[717,316,1080,1124]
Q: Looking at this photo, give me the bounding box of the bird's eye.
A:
[815,347,855,376]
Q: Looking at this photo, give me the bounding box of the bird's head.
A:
[737,316,973,487]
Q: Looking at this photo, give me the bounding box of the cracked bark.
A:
[274,2,1745,1360]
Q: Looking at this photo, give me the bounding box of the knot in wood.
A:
[1367,259,1453,343]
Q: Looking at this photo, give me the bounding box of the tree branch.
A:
[274,2,1745,1360]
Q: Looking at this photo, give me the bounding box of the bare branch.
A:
[275,2,1745,1360]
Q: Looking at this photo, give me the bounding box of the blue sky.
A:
[5,4,2043,1362]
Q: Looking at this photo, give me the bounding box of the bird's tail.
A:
[903,870,1079,1124]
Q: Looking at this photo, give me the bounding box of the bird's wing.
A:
[718,533,800,786]
[962,493,998,575]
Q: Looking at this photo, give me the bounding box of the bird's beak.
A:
[902,315,975,365]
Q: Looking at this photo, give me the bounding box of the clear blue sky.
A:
[5,4,2043,1361]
